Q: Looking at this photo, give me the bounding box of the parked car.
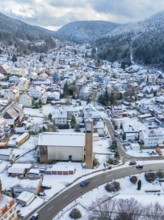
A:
[152,150,157,155]
[30,213,39,220]
[129,161,137,166]
[42,185,51,190]
[136,165,143,169]
[80,179,90,187]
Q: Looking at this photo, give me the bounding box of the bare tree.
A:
[89,199,116,220]
[115,198,142,220]
[143,202,164,220]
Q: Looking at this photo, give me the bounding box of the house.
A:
[29,85,46,99]
[0,101,24,128]
[38,72,49,81]
[112,105,123,118]
[0,149,14,161]
[139,129,164,147]
[52,109,67,125]
[9,76,20,84]
[38,132,85,163]
[46,91,60,102]
[19,92,33,107]
[12,179,42,195]
[16,191,35,206]
[157,73,164,84]
[83,104,101,121]
[4,86,19,100]
[123,123,140,141]
[0,65,7,74]
[8,163,32,177]
[0,117,11,139]
[17,77,30,92]
[0,194,17,220]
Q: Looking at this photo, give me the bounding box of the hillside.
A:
[0,13,58,53]
[56,20,120,43]
[96,11,164,67]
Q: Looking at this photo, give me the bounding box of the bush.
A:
[145,172,157,183]
[105,181,120,192]
[106,158,119,165]
[114,151,120,159]
[93,158,100,167]
[157,171,164,178]
[130,176,138,184]
[137,180,142,190]
[69,208,82,219]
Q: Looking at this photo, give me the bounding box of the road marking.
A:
[63,195,68,199]
[48,206,53,211]
[92,179,98,182]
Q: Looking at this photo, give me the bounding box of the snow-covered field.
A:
[55,173,164,220]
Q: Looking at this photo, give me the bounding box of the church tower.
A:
[84,119,93,169]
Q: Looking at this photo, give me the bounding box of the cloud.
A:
[0,0,163,30]
[89,0,164,22]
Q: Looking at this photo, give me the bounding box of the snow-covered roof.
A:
[17,191,34,202]
[8,163,32,174]
[38,132,85,147]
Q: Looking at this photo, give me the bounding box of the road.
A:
[25,163,164,220]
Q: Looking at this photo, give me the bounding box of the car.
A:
[136,165,143,169]
[42,185,51,190]
[30,213,39,220]
[152,150,157,155]
[80,179,90,187]
[129,161,137,166]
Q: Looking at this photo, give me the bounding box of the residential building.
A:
[0,194,17,220]
[140,129,164,147]
[52,109,67,125]
[19,92,33,107]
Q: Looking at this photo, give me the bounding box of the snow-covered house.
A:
[112,105,123,118]
[46,91,60,102]
[83,104,101,121]
[123,123,140,141]
[19,92,33,107]
[53,109,67,125]
[38,72,49,81]
[9,75,20,84]
[140,129,164,147]
[4,86,19,100]
[0,194,17,220]
[16,191,35,206]
[0,101,24,128]
[29,85,46,99]
[17,77,30,92]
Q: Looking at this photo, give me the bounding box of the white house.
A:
[140,129,164,147]
[52,109,67,125]
[16,191,35,206]
[19,92,33,107]
[29,85,46,99]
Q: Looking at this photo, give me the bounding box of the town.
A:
[0,39,164,220]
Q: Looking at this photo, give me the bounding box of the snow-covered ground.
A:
[54,172,164,220]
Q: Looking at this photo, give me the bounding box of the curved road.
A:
[26,163,164,220]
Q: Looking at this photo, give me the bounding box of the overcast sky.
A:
[0,0,164,30]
